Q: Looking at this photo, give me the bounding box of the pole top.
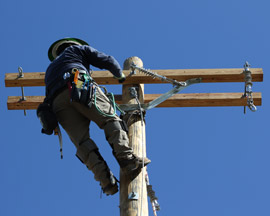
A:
[123,56,143,70]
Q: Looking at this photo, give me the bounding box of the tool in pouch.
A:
[65,68,120,117]
[64,68,96,107]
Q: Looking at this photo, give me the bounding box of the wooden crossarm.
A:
[143,92,262,107]
[5,68,263,87]
[7,92,262,110]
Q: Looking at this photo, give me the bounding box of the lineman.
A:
[42,38,150,196]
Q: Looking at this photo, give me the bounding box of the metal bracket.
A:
[128,192,139,200]
[18,67,27,116]
[242,61,257,113]
[129,87,139,99]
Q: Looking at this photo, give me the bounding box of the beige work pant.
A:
[52,86,133,185]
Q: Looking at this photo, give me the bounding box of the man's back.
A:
[45,45,122,99]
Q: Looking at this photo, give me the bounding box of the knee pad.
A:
[104,120,128,140]
[76,139,98,163]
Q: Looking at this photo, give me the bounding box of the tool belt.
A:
[69,68,96,107]
[37,69,95,135]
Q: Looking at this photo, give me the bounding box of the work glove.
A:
[114,73,126,83]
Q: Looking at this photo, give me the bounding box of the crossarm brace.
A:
[119,78,202,111]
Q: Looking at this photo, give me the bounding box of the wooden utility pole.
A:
[120,57,148,216]
[4,60,263,215]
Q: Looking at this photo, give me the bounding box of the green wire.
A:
[115,103,126,115]
[94,91,117,117]
[107,93,126,115]
[93,85,126,117]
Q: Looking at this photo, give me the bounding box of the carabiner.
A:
[248,103,257,112]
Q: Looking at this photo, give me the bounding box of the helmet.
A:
[48,38,89,61]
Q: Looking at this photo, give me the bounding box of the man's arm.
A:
[82,45,124,79]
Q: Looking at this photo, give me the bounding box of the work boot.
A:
[119,154,151,180]
[101,171,119,196]
[78,148,119,196]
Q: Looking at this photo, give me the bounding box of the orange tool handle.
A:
[72,68,79,85]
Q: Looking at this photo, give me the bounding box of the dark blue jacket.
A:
[45,45,122,99]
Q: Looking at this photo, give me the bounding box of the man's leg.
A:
[75,139,118,195]
[103,119,151,179]
[52,89,118,195]
[74,86,151,177]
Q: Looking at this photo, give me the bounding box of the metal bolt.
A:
[128,191,138,200]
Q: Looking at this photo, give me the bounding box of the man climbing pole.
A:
[38,38,150,196]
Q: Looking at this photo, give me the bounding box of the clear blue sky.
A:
[1,0,269,215]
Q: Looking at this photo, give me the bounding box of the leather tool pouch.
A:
[70,70,95,107]
[37,101,58,135]
[71,81,88,104]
